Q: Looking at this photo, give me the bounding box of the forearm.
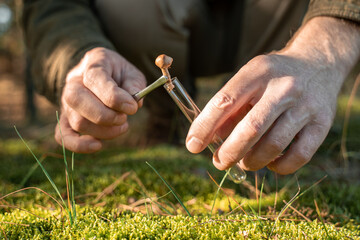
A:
[23,0,115,105]
[282,16,360,87]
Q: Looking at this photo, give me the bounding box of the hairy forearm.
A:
[283,17,360,80]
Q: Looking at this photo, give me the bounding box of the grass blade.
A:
[14,126,68,210]
[314,199,330,238]
[210,170,229,216]
[145,161,192,217]
[71,152,76,220]
[56,112,72,221]
[259,174,266,216]
[56,111,76,224]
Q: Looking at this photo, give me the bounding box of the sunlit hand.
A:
[186,17,360,175]
[55,47,146,153]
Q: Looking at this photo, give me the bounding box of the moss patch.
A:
[1,138,359,238]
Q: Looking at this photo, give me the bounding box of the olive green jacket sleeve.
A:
[304,0,360,23]
[23,0,115,105]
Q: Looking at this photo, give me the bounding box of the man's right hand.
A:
[55,47,146,153]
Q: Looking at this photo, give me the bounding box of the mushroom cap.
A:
[155,54,173,69]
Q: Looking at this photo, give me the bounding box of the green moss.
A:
[1,208,359,239]
[1,139,360,238]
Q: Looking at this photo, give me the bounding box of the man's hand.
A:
[55,47,146,153]
[186,17,360,175]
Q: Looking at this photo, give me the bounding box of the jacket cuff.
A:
[303,0,360,24]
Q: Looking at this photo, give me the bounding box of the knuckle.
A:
[268,137,287,154]
[104,86,119,108]
[244,116,263,139]
[315,114,333,129]
[248,55,273,73]
[93,111,115,125]
[279,78,303,107]
[69,115,86,132]
[83,67,101,86]
[283,76,303,95]
[84,50,93,60]
[293,149,312,166]
[94,113,107,125]
[212,92,236,113]
[272,77,303,108]
[251,55,271,67]
[84,48,98,58]
[288,79,303,98]
[288,106,311,123]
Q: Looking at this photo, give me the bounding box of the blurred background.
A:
[0,0,359,164]
[0,0,57,140]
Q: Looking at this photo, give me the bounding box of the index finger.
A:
[185,71,260,154]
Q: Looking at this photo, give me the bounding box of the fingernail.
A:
[89,142,101,151]
[186,137,203,153]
